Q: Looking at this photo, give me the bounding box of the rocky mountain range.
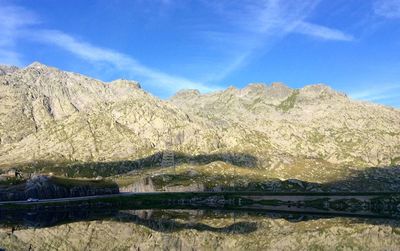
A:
[0,62,399,181]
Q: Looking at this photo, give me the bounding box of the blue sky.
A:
[0,0,400,107]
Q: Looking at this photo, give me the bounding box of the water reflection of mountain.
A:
[1,208,400,234]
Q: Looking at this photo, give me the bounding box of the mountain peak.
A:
[242,82,291,92]
[109,79,141,89]
[244,83,267,90]
[239,82,292,102]
[1,62,399,176]
[0,65,19,75]
[26,61,49,69]
[171,89,201,100]
[303,83,332,91]
[226,85,238,91]
[271,82,289,89]
[300,83,346,98]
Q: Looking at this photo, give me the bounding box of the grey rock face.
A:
[170,82,400,169]
[0,175,119,201]
[171,89,200,99]
[0,62,214,166]
[0,65,19,75]
[0,62,399,176]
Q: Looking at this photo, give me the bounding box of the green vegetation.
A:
[112,160,400,194]
[50,176,118,189]
[13,151,258,179]
[0,177,26,187]
[277,90,299,112]
[309,130,325,144]
[152,173,197,188]
[391,157,400,166]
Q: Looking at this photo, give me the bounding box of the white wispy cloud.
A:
[198,0,353,82]
[294,21,354,41]
[374,0,400,19]
[349,84,400,106]
[31,30,217,94]
[0,0,354,95]
[0,2,218,95]
[0,3,38,65]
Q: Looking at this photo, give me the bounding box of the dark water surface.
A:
[1,205,400,230]
[1,200,400,250]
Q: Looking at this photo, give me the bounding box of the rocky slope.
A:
[0,62,215,167]
[171,83,400,168]
[0,62,399,182]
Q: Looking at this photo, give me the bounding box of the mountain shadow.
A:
[15,151,258,178]
[322,165,400,192]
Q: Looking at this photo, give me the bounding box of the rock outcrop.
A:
[0,65,18,75]
[0,62,399,179]
[170,82,400,168]
[0,175,119,201]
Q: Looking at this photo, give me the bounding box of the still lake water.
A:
[1,207,400,250]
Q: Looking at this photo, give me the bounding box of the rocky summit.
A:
[0,63,399,183]
[1,62,400,251]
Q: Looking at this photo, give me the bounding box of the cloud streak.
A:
[0,1,354,96]
[198,0,353,82]
[374,0,400,19]
[0,3,38,65]
[294,21,354,41]
[31,29,217,94]
[0,2,218,96]
[349,84,400,107]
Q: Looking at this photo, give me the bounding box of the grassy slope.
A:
[50,176,117,189]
